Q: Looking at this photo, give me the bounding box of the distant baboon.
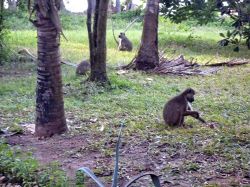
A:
[163,88,205,127]
[76,60,90,75]
[118,32,133,51]
[17,48,36,62]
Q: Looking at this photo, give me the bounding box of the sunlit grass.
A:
[8,19,250,66]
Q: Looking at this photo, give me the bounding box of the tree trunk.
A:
[60,0,66,11]
[7,0,17,11]
[87,0,109,83]
[125,0,132,11]
[0,0,3,30]
[134,0,159,70]
[91,0,96,13]
[0,0,4,61]
[116,0,121,13]
[34,0,67,137]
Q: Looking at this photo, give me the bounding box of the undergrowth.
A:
[0,139,68,186]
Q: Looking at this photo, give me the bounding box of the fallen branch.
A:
[123,17,141,33]
[152,55,220,76]
[204,59,249,67]
[17,48,77,67]
[61,61,77,67]
[122,54,221,76]
[111,16,119,45]
[18,48,37,61]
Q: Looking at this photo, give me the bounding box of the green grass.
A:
[7,19,250,64]
[1,15,250,186]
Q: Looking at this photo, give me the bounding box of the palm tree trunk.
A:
[35,3,67,137]
[88,0,109,83]
[134,0,159,70]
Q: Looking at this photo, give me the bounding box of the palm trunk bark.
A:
[134,0,159,70]
[35,2,67,137]
[88,0,109,83]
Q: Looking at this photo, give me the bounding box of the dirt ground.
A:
[6,127,250,187]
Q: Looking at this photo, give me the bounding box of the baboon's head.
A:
[183,88,195,103]
[118,32,126,38]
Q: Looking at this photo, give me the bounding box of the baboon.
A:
[17,48,36,62]
[163,88,205,127]
[118,32,133,51]
[76,60,90,75]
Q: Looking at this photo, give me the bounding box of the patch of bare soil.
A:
[7,132,107,183]
[6,128,250,187]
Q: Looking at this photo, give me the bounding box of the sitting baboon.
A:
[17,48,36,62]
[118,32,133,51]
[163,88,204,127]
[76,60,90,75]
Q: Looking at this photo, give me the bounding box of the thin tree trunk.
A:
[7,0,17,11]
[87,0,94,67]
[88,0,109,83]
[60,0,66,11]
[134,0,159,70]
[126,0,132,11]
[0,0,4,58]
[116,0,121,13]
[0,0,3,31]
[34,1,67,137]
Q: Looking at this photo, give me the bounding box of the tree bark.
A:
[91,0,96,13]
[7,0,17,11]
[134,0,159,70]
[116,0,121,13]
[0,0,3,30]
[34,0,67,137]
[125,0,132,11]
[0,0,4,60]
[87,0,109,83]
[60,0,66,11]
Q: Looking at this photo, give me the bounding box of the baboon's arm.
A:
[183,110,199,117]
[184,111,207,124]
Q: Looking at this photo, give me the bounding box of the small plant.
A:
[77,122,161,187]
[185,162,200,172]
[0,139,68,186]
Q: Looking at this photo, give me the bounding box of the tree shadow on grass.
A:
[158,34,250,63]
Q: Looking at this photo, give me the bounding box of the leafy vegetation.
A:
[160,0,250,50]
[0,140,68,186]
[217,0,250,51]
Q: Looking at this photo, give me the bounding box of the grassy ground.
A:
[0,16,250,186]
